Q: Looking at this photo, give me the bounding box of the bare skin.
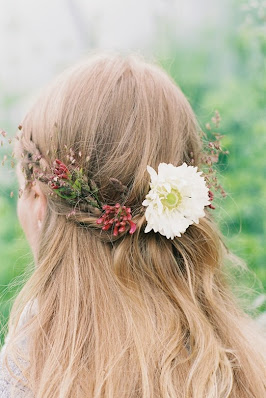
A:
[16,164,47,260]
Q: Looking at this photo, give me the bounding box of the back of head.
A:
[5,53,266,398]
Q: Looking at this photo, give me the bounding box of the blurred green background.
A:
[0,0,265,342]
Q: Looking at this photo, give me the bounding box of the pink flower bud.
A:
[113,225,119,236]
[51,183,59,189]
[102,224,112,231]
[129,221,137,235]
[55,159,69,173]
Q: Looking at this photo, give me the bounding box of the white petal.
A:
[164,183,172,193]
[157,200,164,214]
[143,162,210,239]
[147,165,158,183]
[144,224,152,233]
[142,199,150,206]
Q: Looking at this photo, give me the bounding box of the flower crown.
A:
[1,111,228,240]
[34,158,213,239]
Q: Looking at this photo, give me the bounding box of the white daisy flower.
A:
[142,163,211,239]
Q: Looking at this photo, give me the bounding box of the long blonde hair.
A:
[4,53,266,397]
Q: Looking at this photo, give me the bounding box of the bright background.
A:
[0,0,265,341]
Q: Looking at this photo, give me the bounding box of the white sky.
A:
[0,0,226,122]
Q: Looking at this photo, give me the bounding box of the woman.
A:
[0,53,265,397]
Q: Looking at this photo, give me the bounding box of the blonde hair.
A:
[4,53,266,397]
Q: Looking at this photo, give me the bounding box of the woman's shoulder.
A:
[0,300,37,397]
[0,347,32,398]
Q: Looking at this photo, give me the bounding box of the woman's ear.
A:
[31,182,47,229]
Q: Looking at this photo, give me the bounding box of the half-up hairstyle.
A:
[3,53,266,398]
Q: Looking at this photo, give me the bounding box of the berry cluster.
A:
[35,158,136,236]
[50,159,69,189]
[96,203,137,237]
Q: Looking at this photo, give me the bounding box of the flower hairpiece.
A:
[142,163,211,239]
[46,159,211,240]
[37,158,137,237]
[1,111,227,240]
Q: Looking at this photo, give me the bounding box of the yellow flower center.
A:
[161,188,182,209]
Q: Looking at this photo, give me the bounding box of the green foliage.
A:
[0,194,32,344]
[159,0,265,299]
